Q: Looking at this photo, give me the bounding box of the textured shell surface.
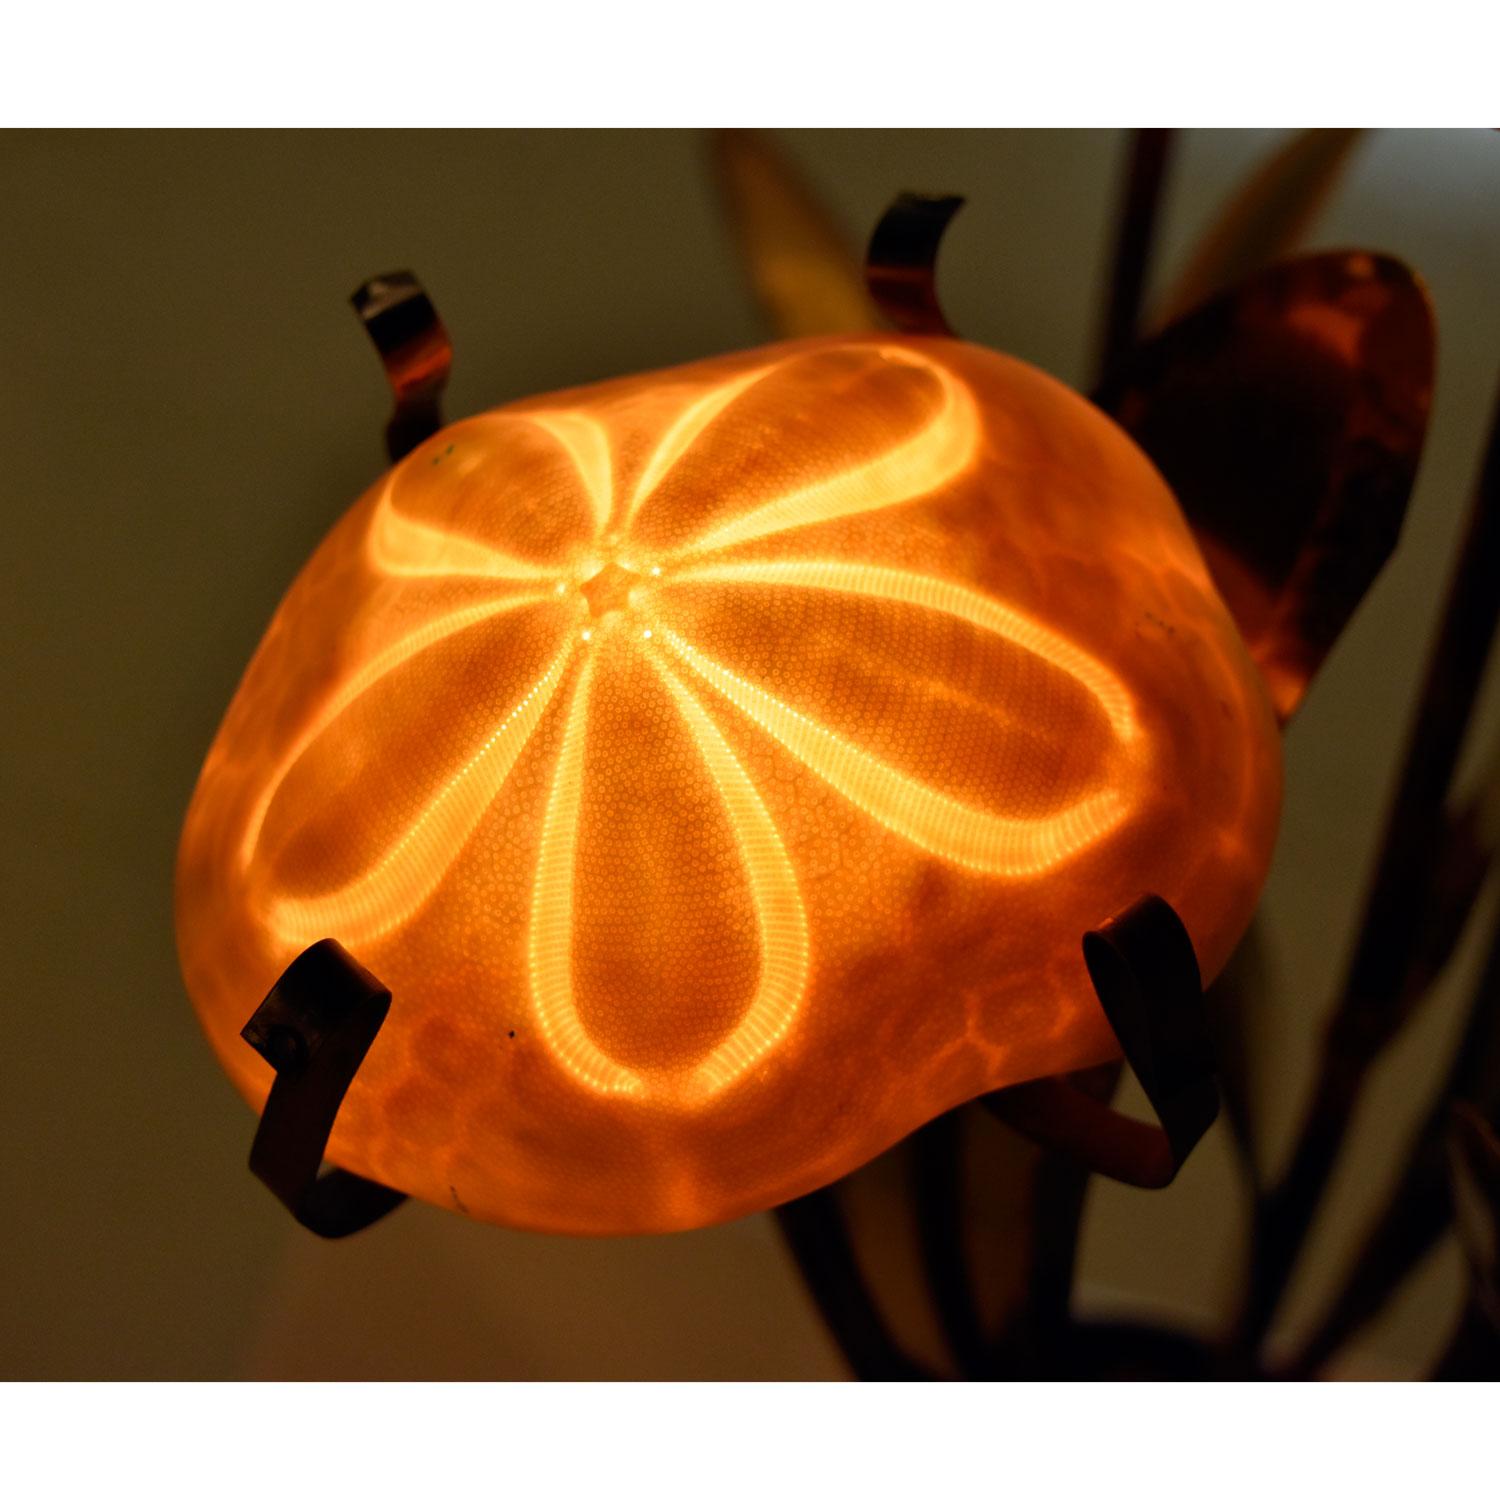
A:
[176,334,1282,1234]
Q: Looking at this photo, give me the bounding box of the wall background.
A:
[3,128,1497,1379]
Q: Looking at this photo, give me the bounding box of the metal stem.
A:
[1096,129,1175,386]
[1240,379,1500,1354]
[1283,895,1500,1376]
[775,1188,933,1381]
[912,1110,991,1377]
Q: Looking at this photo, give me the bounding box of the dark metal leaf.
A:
[708,129,881,339]
[1096,251,1434,722]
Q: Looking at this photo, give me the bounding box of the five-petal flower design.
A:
[242,342,1144,1105]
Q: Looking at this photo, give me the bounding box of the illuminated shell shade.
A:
[176,335,1282,1234]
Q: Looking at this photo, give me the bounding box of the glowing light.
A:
[624,364,778,525]
[240,591,551,872]
[528,656,644,1097]
[519,410,614,533]
[651,658,810,1100]
[660,628,1126,876]
[179,329,1290,1236]
[367,476,554,581]
[232,339,1160,1114]
[678,350,979,558]
[266,639,575,945]
[670,557,1140,743]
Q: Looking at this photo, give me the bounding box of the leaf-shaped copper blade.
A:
[708,129,881,339]
[1095,251,1434,722]
[1154,129,1366,330]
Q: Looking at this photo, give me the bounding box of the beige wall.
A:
[3,128,1497,1378]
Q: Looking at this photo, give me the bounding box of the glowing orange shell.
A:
[176,334,1281,1233]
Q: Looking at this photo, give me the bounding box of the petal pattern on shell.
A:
[245,338,1146,1106]
[367,475,561,581]
[666,557,1141,743]
[240,592,554,873]
[177,330,1289,1236]
[266,636,576,946]
[622,363,781,530]
[518,410,615,534]
[649,656,810,1101]
[669,348,979,559]
[528,653,646,1097]
[659,625,1129,877]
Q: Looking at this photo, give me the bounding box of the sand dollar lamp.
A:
[175,194,1430,1247]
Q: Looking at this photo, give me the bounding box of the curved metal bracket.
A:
[865,193,965,337]
[984,894,1219,1189]
[241,939,407,1238]
[351,270,452,463]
